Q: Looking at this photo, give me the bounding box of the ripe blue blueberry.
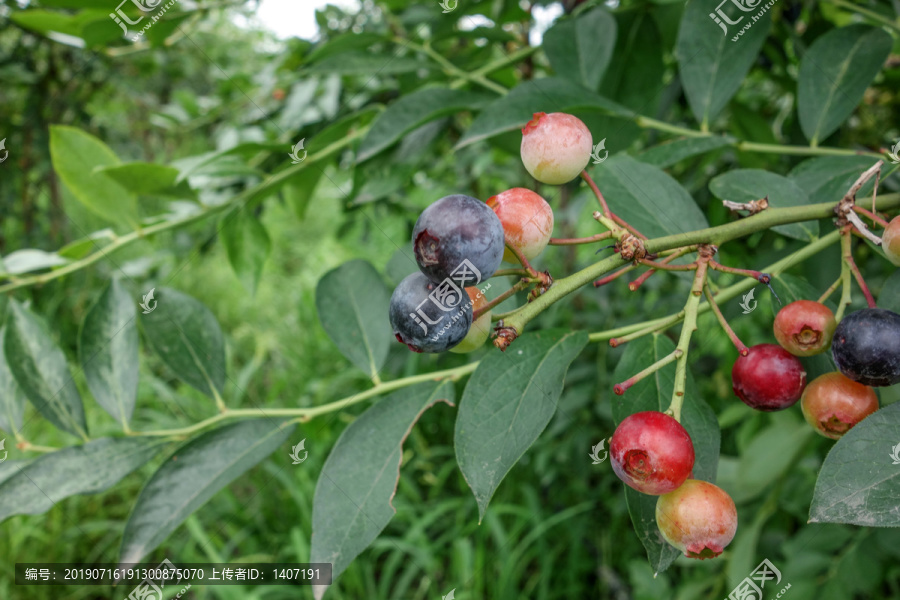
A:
[413,194,505,286]
[832,308,900,387]
[389,272,473,353]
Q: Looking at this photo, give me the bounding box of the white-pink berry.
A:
[520,112,593,185]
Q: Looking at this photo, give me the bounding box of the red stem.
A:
[709,260,770,284]
[852,204,890,228]
[580,170,611,217]
[845,249,877,308]
[548,231,614,245]
[703,284,749,356]
[593,264,637,288]
[474,280,531,320]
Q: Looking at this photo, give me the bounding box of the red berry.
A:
[520,112,593,185]
[773,300,836,357]
[731,344,807,411]
[610,411,694,495]
[655,479,737,560]
[450,287,491,354]
[883,215,900,266]
[486,188,554,262]
[801,372,879,439]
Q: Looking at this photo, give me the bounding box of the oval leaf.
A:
[798,25,892,145]
[221,209,272,296]
[589,155,709,238]
[0,249,68,275]
[709,169,817,241]
[456,77,632,149]
[0,327,26,435]
[310,380,454,600]
[95,162,181,195]
[611,334,721,575]
[675,0,770,127]
[79,279,139,426]
[358,88,493,161]
[0,437,165,522]
[315,260,391,379]
[637,135,733,168]
[141,287,226,399]
[4,300,87,438]
[788,156,878,204]
[455,330,589,520]
[119,418,294,565]
[543,7,617,91]
[810,401,900,526]
[49,125,137,225]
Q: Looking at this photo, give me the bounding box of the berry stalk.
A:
[703,283,749,356]
[852,204,890,228]
[667,250,712,421]
[841,228,877,309]
[614,346,683,395]
[629,246,698,291]
[548,231,614,245]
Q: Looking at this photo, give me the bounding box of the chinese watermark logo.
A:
[709,0,779,42]
[290,439,308,465]
[408,259,491,343]
[289,139,307,164]
[890,442,900,465]
[442,588,456,600]
[591,139,608,164]
[0,138,8,164]
[110,0,181,43]
[739,288,757,314]
[140,288,157,314]
[888,141,900,165]
[589,440,608,464]
[727,558,790,600]
[0,439,7,464]
[126,558,191,600]
[438,0,457,13]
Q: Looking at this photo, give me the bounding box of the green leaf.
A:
[0,437,165,522]
[543,7,617,91]
[95,162,181,195]
[637,135,733,168]
[675,0,770,127]
[611,335,721,574]
[0,249,68,275]
[49,126,137,226]
[220,209,272,296]
[78,280,139,426]
[0,327,26,435]
[878,270,900,314]
[4,300,87,438]
[310,381,454,600]
[809,401,900,526]
[455,330,589,520]
[10,10,81,38]
[141,288,226,399]
[602,10,665,113]
[357,88,493,161]
[305,53,428,75]
[119,419,294,565]
[314,260,391,379]
[788,156,878,204]
[456,77,632,149]
[798,25,892,145]
[589,155,709,238]
[709,169,817,241]
[283,169,322,220]
[727,418,813,503]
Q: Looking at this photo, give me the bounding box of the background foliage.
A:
[1,0,900,598]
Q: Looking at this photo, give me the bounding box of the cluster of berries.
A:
[388,112,594,353]
[733,300,900,439]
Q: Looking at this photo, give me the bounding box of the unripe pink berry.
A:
[655,479,737,560]
[801,372,879,439]
[883,216,900,266]
[486,188,554,262]
[610,411,695,495]
[450,287,491,354]
[731,344,807,411]
[773,300,836,357]
[520,112,593,185]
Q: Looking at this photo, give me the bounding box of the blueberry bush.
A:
[2,0,900,598]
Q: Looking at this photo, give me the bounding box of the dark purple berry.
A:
[832,308,900,387]
[389,272,472,353]
[413,194,504,286]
